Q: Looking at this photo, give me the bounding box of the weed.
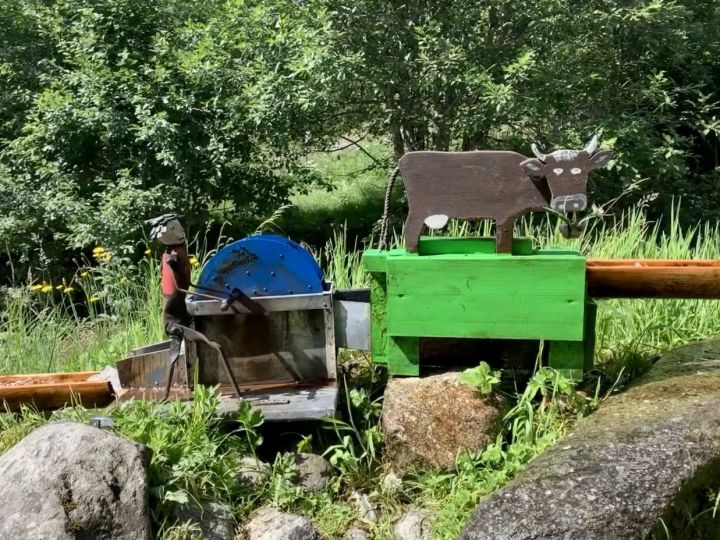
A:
[458,362,501,395]
[323,376,383,488]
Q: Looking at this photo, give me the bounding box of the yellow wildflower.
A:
[63,287,75,293]
[92,246,105,254]
[89,295,101,303]
[41,285,53,293]
[30,284,43,291]
[189,256,199,267]
[80,271,90,277]
[55,284,64,290]
[144,248,152,256]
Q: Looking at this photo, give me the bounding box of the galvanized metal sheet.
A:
[216,382,338,421]
[186,291,331,316]
[333,300,371,351]
[117,345,187,389]
[129,340,171,356]
[192,308,335,386]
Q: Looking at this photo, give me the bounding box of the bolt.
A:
[288,289,293,294]
[271,271,276,277]
[245,270,251,276]
[253,289,258,295]
[307,284,312,290]
[263,287,268,292]
[279,254,284,259]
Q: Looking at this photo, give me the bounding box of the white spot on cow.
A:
[553,168,564,175]
[571,167,582,174]
[424,214,449,229]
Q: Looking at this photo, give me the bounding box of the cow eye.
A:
[553,168,563,175]
[571,168,582,174]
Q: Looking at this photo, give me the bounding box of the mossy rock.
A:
[461,339,720,540]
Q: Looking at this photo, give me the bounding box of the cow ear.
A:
[520,158,545,177]
[589,149,613,169]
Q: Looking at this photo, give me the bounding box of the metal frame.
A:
[185,290,339,421]
[186,291,332,316]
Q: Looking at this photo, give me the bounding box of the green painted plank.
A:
[417,237,534,256]
[369,272,389,364]
[548,340,585,380]
[362,250,390,273]
[388,336,420,376]
[583,300,598,372]
[385,256,586,341]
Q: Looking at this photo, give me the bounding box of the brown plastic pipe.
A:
[586,259,720,299]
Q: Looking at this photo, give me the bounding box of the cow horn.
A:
[583,134,599,155]
[531,142,547,161]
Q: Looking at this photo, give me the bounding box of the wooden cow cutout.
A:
[398,135,613,253]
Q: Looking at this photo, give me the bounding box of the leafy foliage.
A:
[0,0,338,266]
[458,361,501,395]
[323,0,720,223]
[112,385,255,522]
[2,0,720,274]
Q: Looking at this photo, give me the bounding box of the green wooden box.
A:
[362,237,595,379]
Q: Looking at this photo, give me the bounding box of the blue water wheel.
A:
[196,235,325,298]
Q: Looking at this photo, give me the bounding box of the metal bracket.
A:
[164,324,244,401]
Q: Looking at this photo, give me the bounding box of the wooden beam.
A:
[0,372,113,412]
[587,259,720,299]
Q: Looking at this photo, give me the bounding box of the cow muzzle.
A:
[550,194,587,213]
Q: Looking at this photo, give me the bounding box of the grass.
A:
[284,138,398,247]
[0,253,165,374]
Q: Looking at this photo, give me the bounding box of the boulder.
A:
[345,526,371,540]
[381,471,403,494]
[0,421,151,540]
[293,452,331,492]
[350,490,378,523]
[394,509,435,540]
[246,506,319,540]
[383,372,507,472]
[461,339,720,539]
[173,502,235,540]
[237,455,271,488]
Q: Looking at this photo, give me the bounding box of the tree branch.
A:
[339,135,383,166]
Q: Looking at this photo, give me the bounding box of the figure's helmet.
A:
[146,213,186,246]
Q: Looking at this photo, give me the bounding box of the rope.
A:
[379,166,400,250]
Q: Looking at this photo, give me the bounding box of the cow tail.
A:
[379,166,400,250]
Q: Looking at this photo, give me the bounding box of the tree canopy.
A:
[1,0,719,268]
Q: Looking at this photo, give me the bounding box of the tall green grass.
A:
[0,255,164,374]
[532,207,720,378]
[2,206,720,380]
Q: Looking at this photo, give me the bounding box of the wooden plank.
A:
[362,249,391,273]
[385,254,586,341]
[587,260,720,298]
[587,259,720,267]
[388,336,420,376]
[417,236,534,256]
[369,272,390,365]
[0,371,100,384]
[548,341,585,381]
[0,380,113,412]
